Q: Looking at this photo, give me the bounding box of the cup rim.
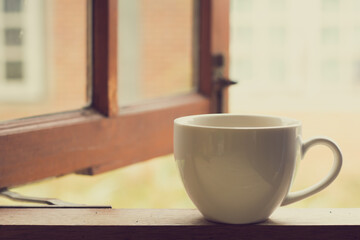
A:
[174,114,301,130]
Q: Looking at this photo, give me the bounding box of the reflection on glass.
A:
[118,0,195,107]
[230,0,360,207]
[0,0,89,122]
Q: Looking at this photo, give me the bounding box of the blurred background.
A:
[0,0,359,208]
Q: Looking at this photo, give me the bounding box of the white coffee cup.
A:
[174,114,342,224]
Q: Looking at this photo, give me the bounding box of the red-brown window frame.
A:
[0,0,229,189]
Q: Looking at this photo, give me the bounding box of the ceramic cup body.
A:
[174,114,342,224]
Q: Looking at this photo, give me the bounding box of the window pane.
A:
[230,0,360,207]
[0,0,89,122]
[118,0,196,107]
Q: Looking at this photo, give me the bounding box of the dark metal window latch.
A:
[212,54,238,113]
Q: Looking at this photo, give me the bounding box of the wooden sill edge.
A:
[0,208,359,226]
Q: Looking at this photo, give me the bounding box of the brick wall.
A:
[141,0,194,100]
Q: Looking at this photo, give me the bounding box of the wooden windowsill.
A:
[0,208,359,239]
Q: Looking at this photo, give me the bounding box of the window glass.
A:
[0,0,89,122]
[230,0,360,207]
[118,0,196,107]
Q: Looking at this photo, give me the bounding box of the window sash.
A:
[0,0,229,188]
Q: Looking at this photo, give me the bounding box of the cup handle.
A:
[281,137,342,206]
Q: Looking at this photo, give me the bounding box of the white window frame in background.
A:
[0,0,45,103]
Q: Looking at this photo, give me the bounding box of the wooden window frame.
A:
[0,0,230,188]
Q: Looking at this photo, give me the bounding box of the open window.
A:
[0,0,230,190]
